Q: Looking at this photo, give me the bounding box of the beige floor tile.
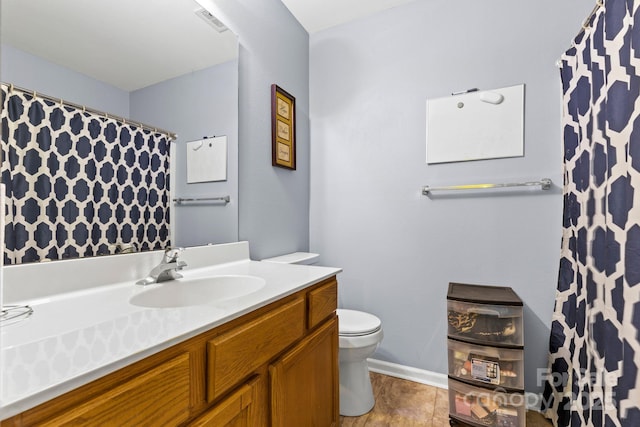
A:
[340,372,553,427]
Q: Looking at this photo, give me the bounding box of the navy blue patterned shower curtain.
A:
[1,84,171,264]
[542,1,640,425]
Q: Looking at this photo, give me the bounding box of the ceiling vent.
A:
[194,8,228,33]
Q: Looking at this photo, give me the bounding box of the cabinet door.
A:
[189,377,259,427]
[270,316,339,427]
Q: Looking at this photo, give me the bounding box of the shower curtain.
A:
[0,84,171,264]
[542,0,640,425]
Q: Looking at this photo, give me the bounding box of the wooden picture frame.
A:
[271,84,296,170]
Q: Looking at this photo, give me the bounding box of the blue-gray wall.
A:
[309,0,593,393]
[213,0,310,260]
[130,61,239,247]
[1,44,130,118]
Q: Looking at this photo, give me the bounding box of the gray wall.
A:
[1,44,130,118]
[309,0,593,393]
[213,0,310,260]
[130,60,239,247]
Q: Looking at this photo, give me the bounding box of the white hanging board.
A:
[426,84,524,164]
[186,136,227,183]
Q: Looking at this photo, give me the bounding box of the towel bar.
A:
[422,178,552,195]
[173,196,230,204]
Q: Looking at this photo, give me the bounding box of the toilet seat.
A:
[337,309,382,336]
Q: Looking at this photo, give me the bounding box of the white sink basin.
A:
[129,275,266,308]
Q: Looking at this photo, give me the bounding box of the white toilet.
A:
[262,252,384,417]
[337,308,383,416]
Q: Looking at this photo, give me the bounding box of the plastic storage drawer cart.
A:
[446,282,524,427]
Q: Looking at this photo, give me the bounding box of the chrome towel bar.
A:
[173,196,230,204]
[422,178,552,195]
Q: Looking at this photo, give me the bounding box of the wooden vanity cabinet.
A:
[1,276,339,427]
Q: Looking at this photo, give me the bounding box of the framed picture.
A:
[271,84,296,170]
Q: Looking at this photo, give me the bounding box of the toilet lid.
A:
[337,309,382,336]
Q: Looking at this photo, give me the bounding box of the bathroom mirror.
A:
[0,0,239,264]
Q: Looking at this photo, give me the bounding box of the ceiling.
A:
[0,0,414,92]
[0,0,238,92]
[281,0,416,34]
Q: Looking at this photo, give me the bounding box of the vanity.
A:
[0,242,341,426]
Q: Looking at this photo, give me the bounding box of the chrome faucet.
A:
[136,248,187,286]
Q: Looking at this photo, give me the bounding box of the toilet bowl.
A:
[261,253,384,417]
[337,308,383,416]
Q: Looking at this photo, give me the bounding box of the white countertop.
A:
[0,244,340,420]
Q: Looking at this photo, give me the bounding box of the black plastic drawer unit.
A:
[446,282,524,427]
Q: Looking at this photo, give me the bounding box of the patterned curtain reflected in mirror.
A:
[0,84,171,264]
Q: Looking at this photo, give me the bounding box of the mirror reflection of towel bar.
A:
[422,178,552,195]
[173,196,230,205]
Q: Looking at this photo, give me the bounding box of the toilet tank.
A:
[261,252,319,265]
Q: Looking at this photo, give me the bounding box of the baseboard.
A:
[366,358,448,389]
[366,358,543,412]
[525,393,543,412]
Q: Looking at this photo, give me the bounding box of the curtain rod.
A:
[557,0,603,67]
[2,83,177,140]
[582,0,603,31]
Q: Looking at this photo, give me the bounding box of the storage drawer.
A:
[207,297,305,401]
[447,300,523,346]
[307,279,337,329]
[448,378,525,427]
[448,339,524,390]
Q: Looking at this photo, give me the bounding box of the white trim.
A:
[366,358,544,412]
[366,358,448,389]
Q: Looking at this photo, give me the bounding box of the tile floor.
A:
[340,372,552,427]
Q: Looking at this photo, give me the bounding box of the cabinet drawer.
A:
[448,378,524,427]
[207,297,305,401]
[448,339,524,390]
[447,300,523,346]
[307,279,337,329]
[41,353,191,426]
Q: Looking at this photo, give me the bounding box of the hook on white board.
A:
[479,92,504,105]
